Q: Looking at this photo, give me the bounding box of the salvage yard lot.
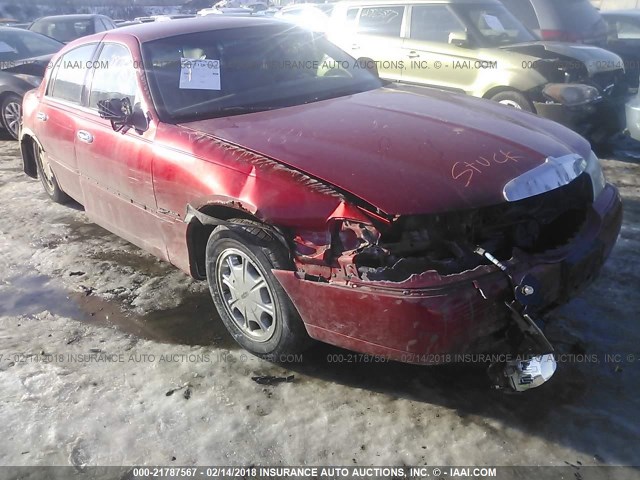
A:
[0,134,639,472]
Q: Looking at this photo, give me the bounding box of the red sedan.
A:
[19,17,622,391]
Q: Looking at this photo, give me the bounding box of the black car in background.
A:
[0,27,62,139]
[28,14,116,43]
[601,10,640,90]
[500,0,608,44]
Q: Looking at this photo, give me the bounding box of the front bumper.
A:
[534,96,627,141]
[274,184,623,364]
[625,94,640,142]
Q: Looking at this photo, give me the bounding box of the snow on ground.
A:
[0,135,639,475]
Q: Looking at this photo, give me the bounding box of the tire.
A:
[205,218,311,359]
[33,141,71,204]
[490,91,534,113]
[1,94,22,141]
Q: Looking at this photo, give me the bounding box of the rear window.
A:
[358,6,405,37]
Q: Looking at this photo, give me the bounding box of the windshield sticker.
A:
[179,58,221,90]
[0,41,17,54]
[482,14,505,31]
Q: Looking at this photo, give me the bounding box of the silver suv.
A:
[328,0,627,141]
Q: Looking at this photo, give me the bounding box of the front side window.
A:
[410,5,466,43]
[88,43,138,110]
[141,25,382,123]
[452,4,536,46]
[358,6,405,37]
[47,44,97,104]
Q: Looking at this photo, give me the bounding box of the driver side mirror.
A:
[98,97,149,133]
[356,57,379,78]
[448,31,470,47]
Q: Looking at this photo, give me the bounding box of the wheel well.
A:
[483,86,536,113]
[20,134,38,179]
[483,86,518,100]
[187,205,259,280]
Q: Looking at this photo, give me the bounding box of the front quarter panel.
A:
[152,123,349,273]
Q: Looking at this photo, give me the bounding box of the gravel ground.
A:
[0,133,639,476]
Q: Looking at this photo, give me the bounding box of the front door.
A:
[73,42,166,259]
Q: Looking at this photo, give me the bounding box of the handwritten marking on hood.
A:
[451,151,522,188]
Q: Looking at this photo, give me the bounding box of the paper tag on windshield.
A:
[0,41,17,54]
[179,58,221,90]
[482,14,505,31]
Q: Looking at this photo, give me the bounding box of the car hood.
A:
[501,41,623,75]
[180,86,590,216]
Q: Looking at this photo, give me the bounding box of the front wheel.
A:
[490,91,534,112]
[205,219,311,359]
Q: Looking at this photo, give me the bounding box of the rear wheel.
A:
[490,91,534,112]
[34,142,71,204]
[1,94,22,140]
[205,219,311,359]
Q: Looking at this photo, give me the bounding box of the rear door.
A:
[36,43,98,202]
[74,42,166,259]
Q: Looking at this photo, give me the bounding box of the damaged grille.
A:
[356,174,593,282]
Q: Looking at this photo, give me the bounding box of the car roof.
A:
[334,0,500,5]
[103,16,289,43]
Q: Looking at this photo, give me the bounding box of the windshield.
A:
[453,4,535,46]
[141,25,383,123]
[0,29,62,62]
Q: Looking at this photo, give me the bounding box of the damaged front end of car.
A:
[521,52,629,143]
[276,152,622,392]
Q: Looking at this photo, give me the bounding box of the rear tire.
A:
[1,94,22,141]
[34,142,71,204]
[205,219,312,359]
[490,91,534,112]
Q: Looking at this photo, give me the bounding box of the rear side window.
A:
[95,18,106,33]
[358,6,405,37]
[47,44,97,104]
[409,5,466,42]
[500,0,539,30]
[608,17,640,38]
[88,43,139,109]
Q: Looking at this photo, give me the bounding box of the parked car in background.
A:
[0,27,62,139]
[329,0,627,142]
[19,17,622,392]
[626,88,640,141]
[500,0,608,44]
[275,3,335,30]
[198,5,270,16]
[28,14,116,43]
[601,10,640,90]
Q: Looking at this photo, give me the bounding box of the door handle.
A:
[36,112,48,122]
[351,43,360,50]
[407,51,420,59]
[77,130,94,144]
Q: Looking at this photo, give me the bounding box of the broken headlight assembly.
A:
[585,150,606,200]
[542,83,602,107]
